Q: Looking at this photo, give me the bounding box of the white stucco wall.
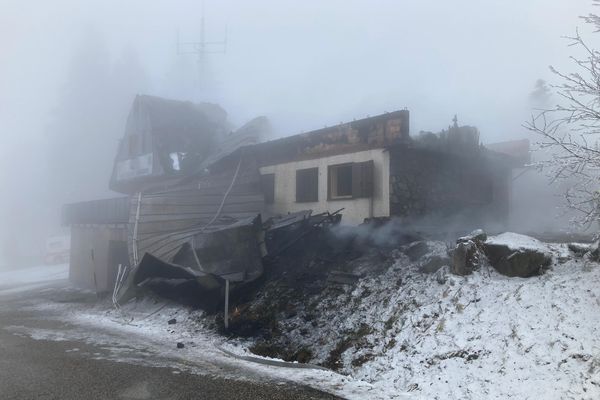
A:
[259,149,390,225]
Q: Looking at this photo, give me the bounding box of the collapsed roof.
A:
[109,95,270,194]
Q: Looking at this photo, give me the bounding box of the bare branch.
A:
[524,27,600,228]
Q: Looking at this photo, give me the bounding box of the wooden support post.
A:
[224,279,230,330]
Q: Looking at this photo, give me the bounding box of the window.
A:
[328,160,374,200]
[261,173,275,204]
[296,167,319,202]
[328,164,353,199]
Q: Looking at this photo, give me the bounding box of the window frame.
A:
[327,160,374,200]
[327,163,354,200]
[295,167,319,203]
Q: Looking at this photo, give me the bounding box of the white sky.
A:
[1,0,596,144]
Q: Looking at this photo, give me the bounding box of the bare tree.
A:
[525,2,600,229]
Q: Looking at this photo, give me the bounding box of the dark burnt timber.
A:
[117,253,223,310]
[242,110,409,167]
[263,210,343,260]
[183,215,265,282]
[117,210,343,310]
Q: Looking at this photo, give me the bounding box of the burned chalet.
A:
[253,112,511,227]
[62,96,515,303]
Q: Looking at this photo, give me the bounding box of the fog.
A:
[0,0,595,267]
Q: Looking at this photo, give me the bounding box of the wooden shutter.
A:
[352,160,374,198]
[260,174,275,204]
[296,168,318,202]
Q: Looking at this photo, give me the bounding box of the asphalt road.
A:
[0,284,340,400]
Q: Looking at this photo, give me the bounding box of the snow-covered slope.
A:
[6,237,600,399]
[236,239,600,399]
[356,251,599,399]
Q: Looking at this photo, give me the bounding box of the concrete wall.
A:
[259,149,390,225]
[69,225,128,293]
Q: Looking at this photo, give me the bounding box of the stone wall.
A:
[389,146,510,230]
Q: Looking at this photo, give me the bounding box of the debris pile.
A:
[115,209,343,311]
[218,230,600,398]
[99,218,600,398]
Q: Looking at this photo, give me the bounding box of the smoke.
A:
[508,169,585,234]
[0,0,595,268]
[331,219,424,249]
[508,79,593,235]
[330,212,508,251]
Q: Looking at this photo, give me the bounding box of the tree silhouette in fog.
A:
[46,29,149,207]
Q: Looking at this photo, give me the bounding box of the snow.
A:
[223,240,600,399]
[0,264,68,295]
[6,294,399,399]
[3,238,600,399]
[486,232,551,254]
[351,253,600,399]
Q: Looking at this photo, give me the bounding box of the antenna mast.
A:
[176,1,227,94]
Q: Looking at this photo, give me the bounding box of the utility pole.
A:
[177,1,227,94]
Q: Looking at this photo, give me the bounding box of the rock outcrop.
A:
[483,232,552,277]
[452,229,487,276]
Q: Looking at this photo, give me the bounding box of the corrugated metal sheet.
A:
[199,116,268,169]
[129,154,265,264]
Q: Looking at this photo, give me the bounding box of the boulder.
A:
[452,240,482,276]
[588,241,600,261]
[568,242,594,258]
[457,229,487,244]
[483,233,552,277]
